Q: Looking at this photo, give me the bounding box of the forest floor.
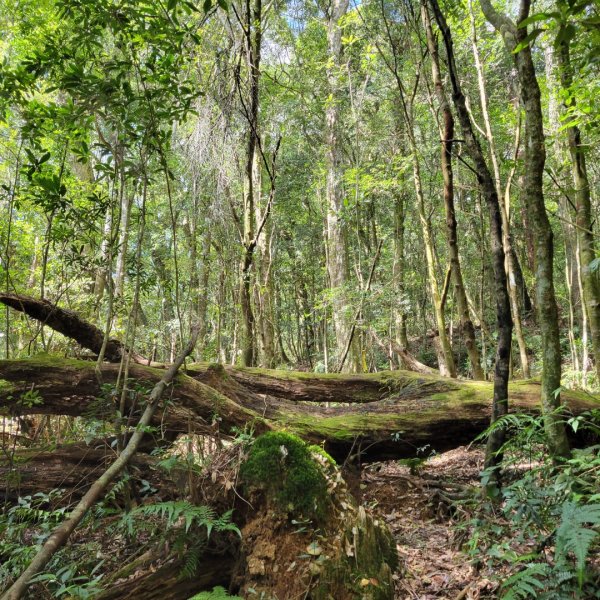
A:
[362,446,499,600]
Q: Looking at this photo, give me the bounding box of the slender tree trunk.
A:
[393,190,408,353]
[545,42,581,380]
[255,163,277,368]
[115,192,133,297]
[325,0,361,372]
[197,226,211,358]
[468,0,530,376]
[478,0,570,459]
[413,138,455,378]
[555,24,600,385]
[238,0,263,367]
[423,5,483,380]
[428,0,513,489]
[94,208,113,304]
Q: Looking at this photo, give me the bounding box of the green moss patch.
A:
[240,432,329,520]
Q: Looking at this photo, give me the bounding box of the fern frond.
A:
[555,501,600,587]
[501,563,549,599]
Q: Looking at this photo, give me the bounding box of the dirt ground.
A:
[362,446,498,600]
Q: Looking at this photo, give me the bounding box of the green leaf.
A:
[517,12,559,28]
[513,28,544,53]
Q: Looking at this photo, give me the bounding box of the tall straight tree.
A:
[325,0,361,372]
[421,4,484,381]
[427,0,512,487]
[237,0,263,367]
[368,0,456,377]
[467,0,530,378]
[478,0,570,458]
[554,4,600,386]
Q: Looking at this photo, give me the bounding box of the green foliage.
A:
[119,500,239,581]
[28,563,105,599]
[240,432,330,520]
[463,411,600,598]
[500,564,550,599]
[555,501,600,586]
[120,500,239,538]
[0,490,105,598]
[188,586,242,600]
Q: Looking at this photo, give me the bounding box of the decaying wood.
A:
[368,328,436,375]
[0,294,598,465]
[1,358,598,463]
[0,441,171,503]
[94,554,235,600]
[0,294,127,363]
[0,329,199,600]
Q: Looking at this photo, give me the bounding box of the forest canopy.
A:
[1,0,600,598]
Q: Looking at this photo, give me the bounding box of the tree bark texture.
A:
[428,0,513,484]
[422,5,484,381]
[1,357,596,466]
[477,0,570,458]
[325,0,361,373]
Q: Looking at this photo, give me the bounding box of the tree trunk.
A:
[478,0,570,459]
[555,22,600,386]
[2,356,596,467]
[393,191,409,353]
[239,0,263,367]
[428,0,513,489]
[325,0,361,373]
[422,5,483,381]
[0,332,198,600]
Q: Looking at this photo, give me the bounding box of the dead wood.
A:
[1,357,598,463]
[0,329,198,600]
[94,554,235,600]
[0,294,152,364]
[0,440,173,503]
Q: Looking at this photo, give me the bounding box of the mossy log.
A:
[0,440,173,503]
[0,294,129,363]
[1,357,598,462]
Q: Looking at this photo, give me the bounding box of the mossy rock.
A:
[240,431,330,521]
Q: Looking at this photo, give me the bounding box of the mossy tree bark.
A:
[477,0,571,460]
[1,358,597,464]
[428,0,513,488]
[325,0,362,374]
[0,330,199,600]
[422,4,483,381]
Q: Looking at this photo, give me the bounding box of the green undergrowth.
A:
[188,587,241,600]
[240,431,330,520]
[458,409,600,598]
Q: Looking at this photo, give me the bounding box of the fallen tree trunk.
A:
[0,330,198,600]
[0,294,148,364]
[94,554,235,600]
[0,441,173,503]
[1,357,598,462]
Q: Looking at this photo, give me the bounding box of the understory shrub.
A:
[461,410,600,599]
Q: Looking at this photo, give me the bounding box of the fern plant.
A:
[118,501,240,580]
[120,500,239,537]
[500,563,550,600]
[462,410,600,598]
[188,586,242,599]
[555,501,600,587]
